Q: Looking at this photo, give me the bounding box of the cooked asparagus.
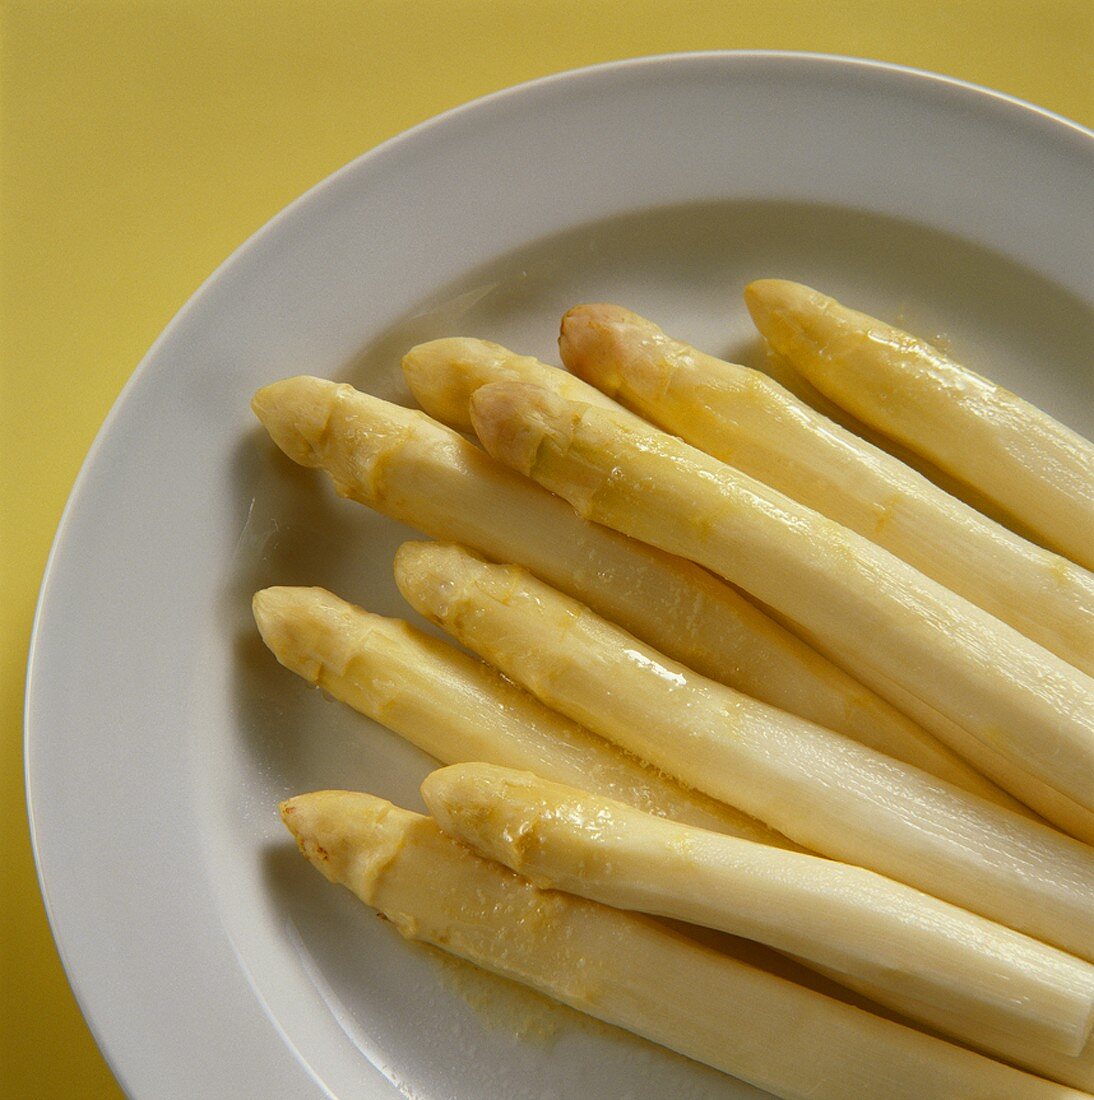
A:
[280,790,1084,1099]
[250,376,1009,805]
[254,585,1094,1076]
[252,585,788,845]
[467,381,1094,820]
[401,336,644,433]
[421,762,1094,1055]
[779,614,1094,844]
[394,540,1094,959]
[759,345,1029,531]
[558,303,1094,676]
[819,965,1094,1092]
[745,279,1094,570]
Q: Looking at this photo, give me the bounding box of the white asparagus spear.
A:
[467,381,1094,818]
[729,942,1094,1094]
[397,352,1025,813]
[401,336,646,433]
[771,609,1094,845]
[422,762,1094,1055]
[251,377,1010,806]
[818,964,1094,1092]
[676,918,1094,1092]
[559,303,1094,676]
[252,585,789,845]
[759,345,1036,534]
[394,540,1094,959]
[253,591,1094,1079]
[280,790,1085,1100]
[745,279,1094,569]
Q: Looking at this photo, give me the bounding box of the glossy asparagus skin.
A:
[250,376,1008,805]
[467,380,1094,821]
[745,279,1094,570]
[395,540,1094,960]
[280,790,1084,1100]
[558,302,1094,676]
[774,613,1094,845]
[758,345,1032,532]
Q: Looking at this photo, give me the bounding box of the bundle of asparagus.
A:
[281,791,1085,1099]
[466,382,1093,833]
[252,282,1094,1098]
[555,302,1094,677]
[252,374,997,800]
[744,280,1094,571]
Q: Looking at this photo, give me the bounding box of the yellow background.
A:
[2,2,1091,1095]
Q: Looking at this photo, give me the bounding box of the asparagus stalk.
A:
[250,377,1010,806]
[394,540,1094,959]
[467,381,1094,821]
[735,926,1094,1094]
[759,346,1032,532]
[280,790,1084,1099]
[252,585,789,845]
[774,611,1094,845]
[820,965,1094,1092]
[667,909,1094,1091]
[745,279,1094,570]
[421,762,1094,1055]
[725,938,1094,1093]
[256,588,1094,1081]
[559,303,1094,676]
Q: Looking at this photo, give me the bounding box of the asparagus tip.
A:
[253,585,330,681]
[279,790,415,896]
[559,303,644,394]
[251,375,340,468]
[744,279,820,339]
[393,539,490,619]
[469,380,571,475]
[402,338,510,430]
[560,302,645,336]
[422,762,549,876]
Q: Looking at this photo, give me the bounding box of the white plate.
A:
[26,52,1094,1099]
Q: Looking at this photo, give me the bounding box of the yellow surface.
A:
[1,2,1090,1095]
